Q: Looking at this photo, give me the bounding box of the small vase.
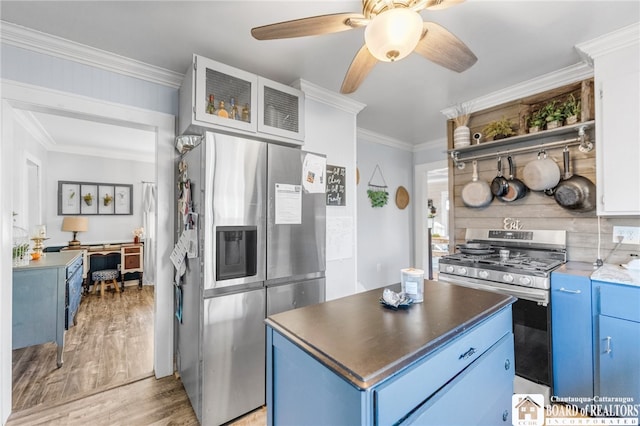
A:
[134,236,140,244]
[529,126,540,134]
[453,125,471,148]
[566,115,578,125]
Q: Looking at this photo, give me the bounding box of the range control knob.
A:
[479,270,490,279]
[445,265,455,273]
[519,276,532,286]
[457,267,468,275]
[502,274,514,283]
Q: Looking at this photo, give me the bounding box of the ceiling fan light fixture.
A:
[364,8,423,62]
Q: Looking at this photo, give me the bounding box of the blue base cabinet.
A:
[12,252,83,367]
[592,280,640,404]
[551,269,593,402]
[266,306,514,425]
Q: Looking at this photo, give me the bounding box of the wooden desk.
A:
[62,243,144,290]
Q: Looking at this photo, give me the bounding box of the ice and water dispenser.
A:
[216,226,258,281]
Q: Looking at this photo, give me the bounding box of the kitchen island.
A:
[265,280,516,425]
[12,251,83,367]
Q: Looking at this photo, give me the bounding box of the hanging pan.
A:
[461,160,493,208]
[553,147,596,211]
[490,157,509,197]
[500,156,528,202]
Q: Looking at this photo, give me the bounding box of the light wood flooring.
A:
[11,284,154,412]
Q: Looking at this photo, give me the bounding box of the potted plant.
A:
[103,193,113,206]
[562,94,581,125]
[367,187,389,208]
[482,117,515,141]
[527,109,546,133]
[542,100,564,130]
[83,193,93,206]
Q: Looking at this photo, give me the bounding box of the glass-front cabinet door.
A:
[258,77,305,142]
[194,55,257,133]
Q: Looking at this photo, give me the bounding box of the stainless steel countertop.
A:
[13,251,82,271]
[266,280,515,390]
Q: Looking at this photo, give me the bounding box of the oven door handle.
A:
[558,287,581,294]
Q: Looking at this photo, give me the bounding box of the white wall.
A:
[45,151,154,247]
[296,80,364,301]
[356,138,414,291]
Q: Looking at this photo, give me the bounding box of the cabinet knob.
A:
[504,359,511,371]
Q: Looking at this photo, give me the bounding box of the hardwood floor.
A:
[11,284,154,412]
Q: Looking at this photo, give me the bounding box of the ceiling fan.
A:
[251,0,477,94]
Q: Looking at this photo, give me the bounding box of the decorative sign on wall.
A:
[58,180,133,215]
[326,165,346,206]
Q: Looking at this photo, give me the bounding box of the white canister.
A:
[401,268,424,303]
[453,125,471,148]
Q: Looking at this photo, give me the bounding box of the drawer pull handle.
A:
[504,359,511,371]
[502,410,509,422]
[459,347,476,360]
[558,287,581,294]
[604,336,612,354]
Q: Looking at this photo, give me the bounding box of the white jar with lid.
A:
[401,268,424,303]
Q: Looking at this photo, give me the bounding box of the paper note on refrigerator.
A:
[302,153,326,194]
[275,183,302,224]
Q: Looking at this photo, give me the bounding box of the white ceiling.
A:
[1,1,639,152]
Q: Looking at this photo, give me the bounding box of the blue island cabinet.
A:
[266,305,514,425]
[12,252,83,367]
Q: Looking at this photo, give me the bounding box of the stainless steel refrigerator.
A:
[176,132,326,426]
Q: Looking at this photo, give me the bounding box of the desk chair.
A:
[89,253,121,297]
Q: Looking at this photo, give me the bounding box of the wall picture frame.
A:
[58,181,133,215]
[114,185,132,214]
[59,182,81,215]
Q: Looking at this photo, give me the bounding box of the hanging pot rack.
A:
[449,123,594,169]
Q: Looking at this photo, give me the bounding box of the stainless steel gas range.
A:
[438,228,567,403]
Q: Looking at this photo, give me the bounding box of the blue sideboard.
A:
[12,251,83,368]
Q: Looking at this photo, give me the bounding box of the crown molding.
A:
[12,109,57,150]
[440,62,594,118]
[576,22,640,65]
[0,20,183,89]
[293,79,366,114]
[356,127,414,151]
[413,137,446,153]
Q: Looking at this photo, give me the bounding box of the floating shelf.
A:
[448,120,595,167]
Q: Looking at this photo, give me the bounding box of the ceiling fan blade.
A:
[414,22,477,72]
[414,0,465,11]
[251,12,366,40]
[341,45,378,94]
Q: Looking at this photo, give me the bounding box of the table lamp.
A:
[61,216,89,247]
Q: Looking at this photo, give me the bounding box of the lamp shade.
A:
[364,8,423,62]
[61,216,89,232]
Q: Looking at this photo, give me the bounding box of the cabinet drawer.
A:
[595,281,640,322]
[375,306,512,425]
[123,246,140,254]
[124,256,141,269]
[402,333,514,425]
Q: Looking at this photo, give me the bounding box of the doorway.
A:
[1,80,175,418]
[413,160,450,277]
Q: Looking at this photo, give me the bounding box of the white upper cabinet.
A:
[578,23,640,215]
[179,54,304,145]
[258,77,305,141]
